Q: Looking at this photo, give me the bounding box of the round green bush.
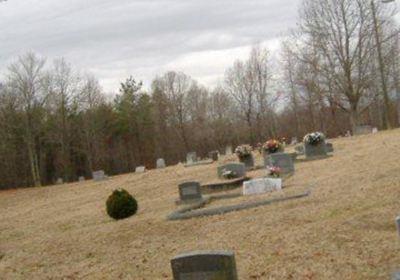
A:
[106,189,138,220]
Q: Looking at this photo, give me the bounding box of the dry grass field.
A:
[1,130,400,279]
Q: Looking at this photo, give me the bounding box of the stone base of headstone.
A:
[167,191,310,221]
[184,159,214,168]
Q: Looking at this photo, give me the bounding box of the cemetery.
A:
[1,129,400,279]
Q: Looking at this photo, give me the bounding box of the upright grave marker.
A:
[92,170,106,181]
[217,163,246,179]
[135,166,146,173]
[354,125,373,135]
[326,142,334,153]
[186,152,197,164]
[157,158,166,169]
[171,251,238,280]
[56,178,63,185]
[78,176,85,182]
[305,142,327,158]
[264,153,294,174]
[178,182,202,203]
[208,151,219,162]
[225,146,233,156]
[294,144,304,155]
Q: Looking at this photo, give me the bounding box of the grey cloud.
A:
[0,0,302,91]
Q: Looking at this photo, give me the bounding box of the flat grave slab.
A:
[243,178,282,196]
[184,159,213,168]
[201,177,250,194]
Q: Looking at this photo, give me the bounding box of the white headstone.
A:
[56,178,63,185]
[92,170,105,181]
[78,176,85,182]
[372,127,378,134]
[225,146,233,155]
[243,178,282,196]
[157,158,166,169]
[135,166,146,173]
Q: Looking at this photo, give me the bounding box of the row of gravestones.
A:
[170,216,400,279]
[177,161,285,204]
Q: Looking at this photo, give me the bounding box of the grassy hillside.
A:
[1,130,400,279]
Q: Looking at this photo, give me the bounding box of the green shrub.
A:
[106,189,138,220]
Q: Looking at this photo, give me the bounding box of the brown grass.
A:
[1,130,400,279]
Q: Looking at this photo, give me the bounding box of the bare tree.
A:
[7,52,47,186]
[299,0,381,131]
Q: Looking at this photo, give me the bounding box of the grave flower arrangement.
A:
[303,132,325,146]
[262,139,284,154]
[234,144,253,160]
[268,166,281,178]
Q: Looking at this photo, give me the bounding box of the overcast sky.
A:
[0,0,302,92]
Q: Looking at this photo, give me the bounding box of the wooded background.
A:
[1,0,400,188]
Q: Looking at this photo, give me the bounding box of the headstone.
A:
[178,181,202,202]
[56,178,63,185]
[372,127,378,134]
[396,216,400,237]
[290,137,298,145]
[186,152,197,164]
[92,170,106,181]
[217,163,246,179]
[326,142,334,153]
[354,125,373,135]
[345,130,352,137]
[171,251,238,280]
[239,154,254,169]
[135,166,146,173]
[294,144,304,155]
[225,146,233,156]
[264,153,295,174]
[208,151,219,162]
[243,178,282,196]
[157,158,166,169]
[78,176,85,182]
[304,142,327,158]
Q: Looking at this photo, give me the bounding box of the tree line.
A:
[1,0,399,189]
